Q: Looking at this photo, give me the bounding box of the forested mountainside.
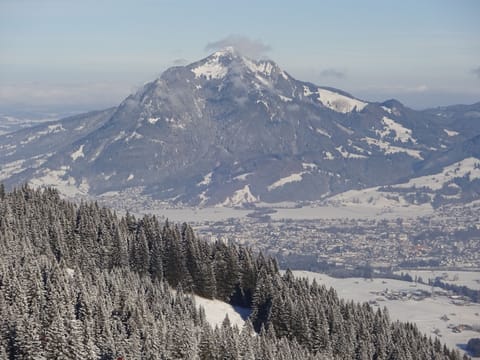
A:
[0,185,467,359]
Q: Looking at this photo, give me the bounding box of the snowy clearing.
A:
[193,294,250,329]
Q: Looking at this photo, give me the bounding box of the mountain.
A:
[1,47,479,207]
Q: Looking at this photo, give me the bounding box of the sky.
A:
[0,0,479,113]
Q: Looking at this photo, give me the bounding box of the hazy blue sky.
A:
[1,0,479,112]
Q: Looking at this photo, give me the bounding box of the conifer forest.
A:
[0,186,469,359]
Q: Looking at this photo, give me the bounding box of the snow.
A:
[148,117,160,125]
[362,137,423,159]
[268,172,305,191]
[396,157,480,190]
[324,151,334,160]
[326,185,434,213]
[233,172,252,181]
[0,159,26,181]
[198,191,209,206]
[112,131,126,142]
[126,131,143,141]
[197,172,213,187]
[381,106,393,114]
[127,174,134,181]
[221,185,258,207]
[191,54,228,80]
[243,58,274,77]
[29,167,89,198]
[70,144,85,161]
[20,123,65,144]
[335,145,368,159]
[278,94,292,102]
[302,163,317,170]
[303,86,313,96]
[165,117,186,130]
[394,270,480,291]
[316,88,368,113]
[315,127,331,138]
[376,116,416,143]
[291,270,480,357]
[444,129,459,137]
[193,294,250,328]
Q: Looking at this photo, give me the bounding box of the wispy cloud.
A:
[319,68,345,79]
[205,35,271,58]
[472,66,480,78]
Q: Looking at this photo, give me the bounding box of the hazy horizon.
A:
[1,0,479,113]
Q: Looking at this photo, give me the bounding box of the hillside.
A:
[0,185,466,359]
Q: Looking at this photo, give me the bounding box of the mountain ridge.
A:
[0,48,479,207]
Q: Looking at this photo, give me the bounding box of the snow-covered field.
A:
[291,270,480,357]
[145,202,434,223]
[395,270,480,291]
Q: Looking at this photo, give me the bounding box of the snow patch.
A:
[197,172,213,187]
[233,172,252,181]
[29,167,89,198]
[335,146,368,159]
[278,94,292,102]
[191,54,228,80]
[444,129,459,137]
[376,116,416,143]
[20,123,65,144]
[315,127,331,138]
[302,163,317,170]
[316,88,368,113]
[363,137,423,160]
[324,151,334,160]
[0,159,26,181]
[148,117,160,125]
[268,172,305,191]
[381,106,392,114]
[70,144,85,161]
[126,131,143,141]
[221,185,258,207]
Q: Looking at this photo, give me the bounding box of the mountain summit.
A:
[1,49,479,207]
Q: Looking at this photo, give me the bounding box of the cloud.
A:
[319,68,345,79]
[472,66,480,78]
[205,35,271,58]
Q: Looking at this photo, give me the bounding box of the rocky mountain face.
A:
[1,48,479,207]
